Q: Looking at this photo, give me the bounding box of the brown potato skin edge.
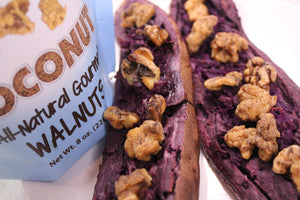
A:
[170,18,200,200]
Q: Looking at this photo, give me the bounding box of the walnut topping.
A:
[224,125,257,159]
[225,113,280,161]
[0,0,34,38]
[244,56,277,91]
[186,15,218,53]
[147,94,166,122]
[121,47,160,90]
[204,71,243,91]
[121,3,155,28]
[124,120,164,161]
[235,99,272,122]
[210,32,248,63]
[256,113,280,141]
[103,106,139,129]
[184,0,208,22]
[115,168,152,200]
[237,84,277,105]
[144,25,169,47]
[255,113,280,161]
[235,84,277,121]
[273,145,300,193]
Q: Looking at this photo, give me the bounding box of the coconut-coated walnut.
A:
[121,47,160,90]
[273,145,300,193]
[210,32,248,63]
[225,113,280,161]
[235,84,277,121]
[235,100,273,122]
[224,125,257,159]
[244,56,277,91]
[237,84,277,105]
[124,120,164,161]
[186,15,218,53]
[121,3,155,28]
[184,0,208,22]
[204,71,243,91]
[257,113,280,141]
[144,25,169,47]
[103,106,139,129]
[255,113,280,161]
[147,94,166,122]
[115,168,152,200]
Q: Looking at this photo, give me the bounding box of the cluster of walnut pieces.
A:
[204,40,281,164]
[104,95,166,162]
[218,56,300,192]
[184,0,300,194]
[223,57,279,161]
[104,94,166,198]
[121,2,169,47]
[114,4,171,199]
[184,0,249,61]
[184,0,218,53]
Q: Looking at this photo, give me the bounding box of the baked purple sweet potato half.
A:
[93,0,199,199]
[170,0,300,199]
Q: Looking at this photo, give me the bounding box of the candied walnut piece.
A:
[103,106,139,129]
[244,56,277,91]
[115,168,152,200]
[124,120,164,161]
[186,15,218,53]
[235,84,277,121]
[144,25,169,47]
[184,0,208,22]
[256,113,280,141]
[0,0,34,38]
[121,3,155,28]
[147,94,166,122]
[255,113,280,161]
[224,125,257,159]
[225,113,280,161]
[273,145,300,193]
[204,71,243,91]
[39,0,66,30]
[235,99,272,122]
[237,84,277,105]
[121,47,161,90]
[210,32,248,63]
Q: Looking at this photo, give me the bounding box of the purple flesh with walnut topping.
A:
[170,0,300,199]
[93,0,199,199]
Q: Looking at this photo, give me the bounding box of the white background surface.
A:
[1,0,300,199]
